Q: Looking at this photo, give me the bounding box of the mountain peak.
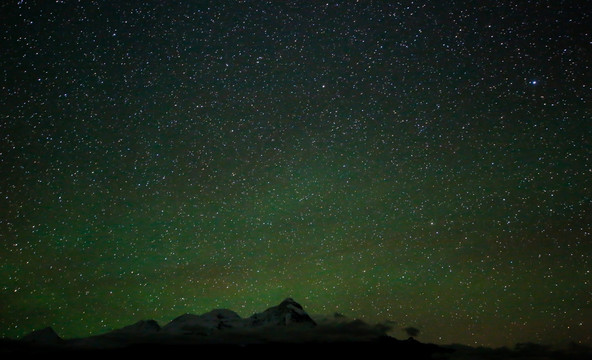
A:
[280,297,300,306]
[278,298,306,313]
[249,298,316,327]
[161,313,209,335]
[21,327,62,345]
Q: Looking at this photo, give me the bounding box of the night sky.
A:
[1,0,591,348]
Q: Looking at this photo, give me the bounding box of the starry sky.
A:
[1,0,591,348]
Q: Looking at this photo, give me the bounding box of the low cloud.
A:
[403,326,420,337]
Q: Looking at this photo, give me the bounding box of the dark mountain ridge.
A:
[0,298,451,358]
[3,297,590,359]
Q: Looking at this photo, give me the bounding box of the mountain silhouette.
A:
[20,327,63,346]
[248,297,317,327]
[0,298,451,358]
[3,298,589,359]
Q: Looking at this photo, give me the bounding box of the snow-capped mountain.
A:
[14,298,403,350]
[248,297,316,327]
[160,298,315,335]
[8,299,454,358]
[161,309,243,335]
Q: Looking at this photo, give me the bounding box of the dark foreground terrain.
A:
[1,337,448,359]
[4,337,592,359]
